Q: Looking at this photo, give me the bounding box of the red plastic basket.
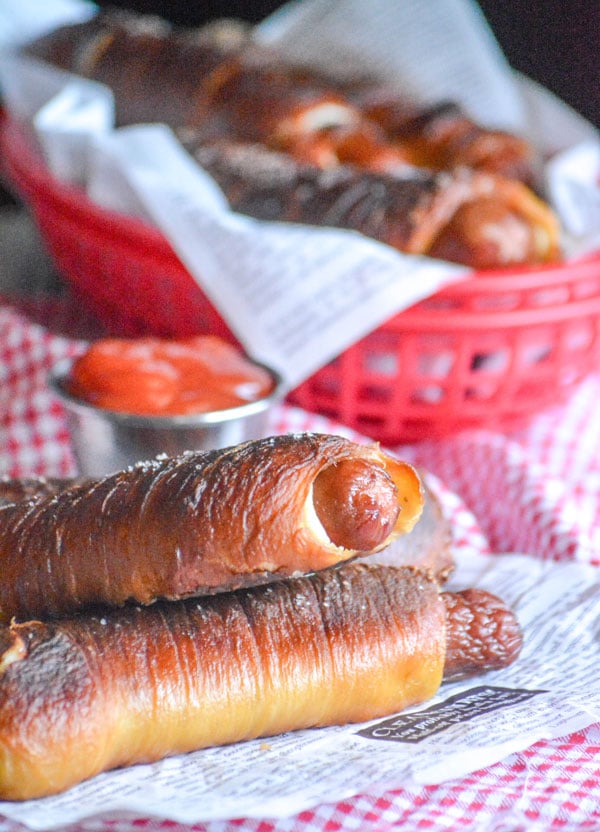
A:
[2,112,600,443]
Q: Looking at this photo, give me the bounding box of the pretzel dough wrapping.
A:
[24,10,537,182]
[355,97,540,186]
[190,141,560,268]
[24,10,253,129]
[0,563,523,801]
[376,476,454,581]
[24,11,357,139]
[0,476,77,507]
[0,433,423,622]
[23,8,561,269]
[0,564,445,800]
[0,468,452,580]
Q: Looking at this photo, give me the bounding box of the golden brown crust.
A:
[0,563,446,800]
[0,434,423,622]
[425,175,561,268]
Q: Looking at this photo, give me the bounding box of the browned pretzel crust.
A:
[25,11,537,184]
[0,433,423,622]
[189,141,559,268]
[23,8,560,268]
[0,562,522,800]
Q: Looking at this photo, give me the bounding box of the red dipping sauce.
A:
[67,336,276,416]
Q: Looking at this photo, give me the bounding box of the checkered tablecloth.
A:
[1,301,599,832]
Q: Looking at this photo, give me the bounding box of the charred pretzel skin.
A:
[0,563,521,800]
[0,476,80,507]
[0,433,423,622]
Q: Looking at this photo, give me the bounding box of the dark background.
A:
[92,0,600,129]
[476,0,599,129]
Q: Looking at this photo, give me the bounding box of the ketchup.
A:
[67,336,275,416]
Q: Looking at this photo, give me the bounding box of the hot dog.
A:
[441,587,523,681]
[0,562,522,801]
[189,141,559,268]
[0,433,423,622]
[23,11,537,184]
[22,8,561,269]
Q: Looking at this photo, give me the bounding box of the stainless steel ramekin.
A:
[49,358,284,476]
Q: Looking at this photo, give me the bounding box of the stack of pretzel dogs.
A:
[23,8,561,270]
[0,433,522,800]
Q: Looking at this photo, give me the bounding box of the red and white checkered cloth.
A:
[1,302,599,832]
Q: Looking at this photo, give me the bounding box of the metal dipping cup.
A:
[49,358,284,477]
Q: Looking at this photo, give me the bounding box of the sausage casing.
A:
[441,587,523,681]
[0,563,445,800]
